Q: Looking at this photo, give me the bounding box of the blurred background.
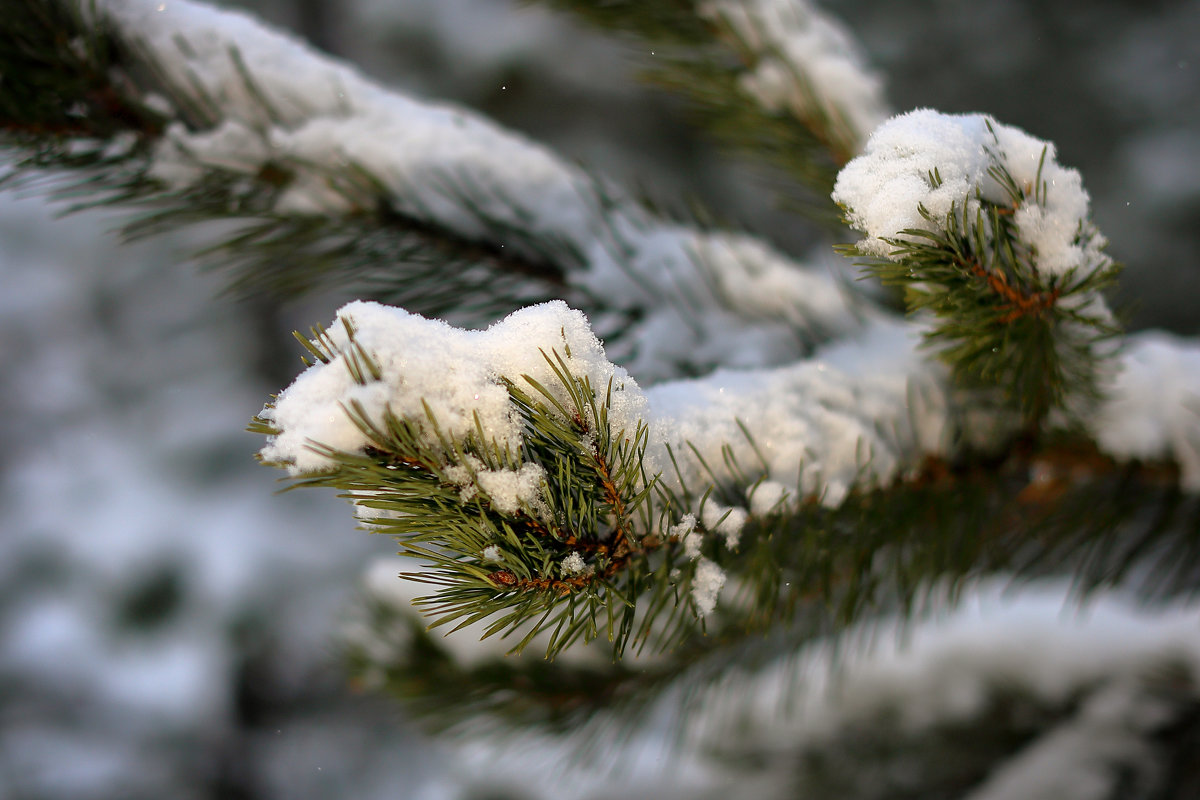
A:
[1,1,1197,797]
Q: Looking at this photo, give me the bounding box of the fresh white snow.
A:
[258,299,646,479]
[833,108,1105,281]
[96,0,869,380]
[259,304,956,506]
[1092,332,1200,489]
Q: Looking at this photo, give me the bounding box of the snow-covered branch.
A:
[834,109,1106,274]
[830,110,1200,484]
[67,0,875,378]
[255,299,979,640]
[275,303,948,489]
[260,302,957,503]
[834,109,1122,422]
[684,582,1200,800]
[8,0,1200,794]
[251,100,1200,662]
[698,0,889,160]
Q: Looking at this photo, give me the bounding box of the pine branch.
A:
[251,302,941,659]
[692,0,888,162]
[532,0,889,219]
[0,0,574,320]
[9,0,1200,793]
[338,435,1200,735]
[253,303,696,659]
[834,111,1123,426]
[1,0,875,379]
[344,588,649,734]
[0,0,159,139]
[252,297,1200,677]
[696,617,1200,800]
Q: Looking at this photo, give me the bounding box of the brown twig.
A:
[962,257,1061,324]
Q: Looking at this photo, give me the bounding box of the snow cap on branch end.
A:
[257,300,646,475]
[832,109,1094,275]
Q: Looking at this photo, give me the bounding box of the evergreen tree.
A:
[3,0,1199,797]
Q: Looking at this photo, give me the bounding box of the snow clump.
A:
[258,299,646,479]
[692,559,728,617]
[1091,332,1200,490]
[833,109,1102,278]
[560,552,587,576]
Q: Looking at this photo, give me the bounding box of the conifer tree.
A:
[3,0,1200,797]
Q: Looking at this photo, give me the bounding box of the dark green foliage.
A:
[124,164,583,326]
[0,0,159,140]
[0,0,166,212]
[115,563,186,632]
[530,0,864,223]
[346,599,645,733]
[529,0,710,43]
[336,413,1200,731]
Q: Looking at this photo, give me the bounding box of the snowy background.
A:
[1,1,1198,798]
